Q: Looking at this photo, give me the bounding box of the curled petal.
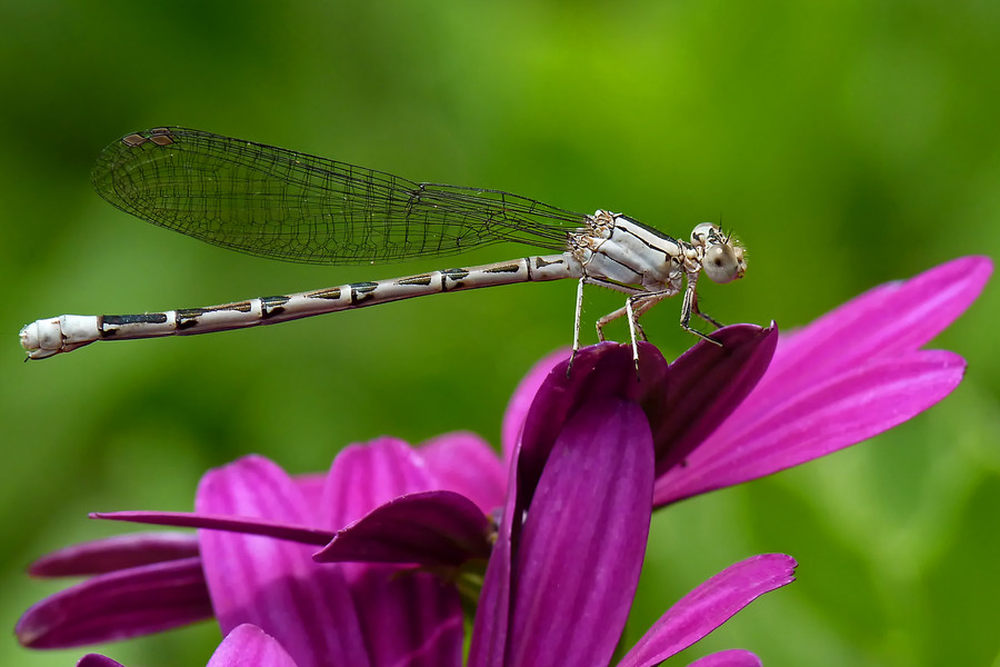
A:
[619,554,797,667]
[315,490,491,566]
[420,432,507,514]
[653,324,777,473]
[508,398,655,667]
[501,347,571,460]
[208,624,298,667]
[517,342,669,507]
[471,344,673,667]
[517,329,774,510]
[28,532,198,577]
[17,557,211,648]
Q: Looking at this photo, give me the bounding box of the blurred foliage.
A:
[1,1,997,665]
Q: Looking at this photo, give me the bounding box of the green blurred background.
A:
[2,1,998,665]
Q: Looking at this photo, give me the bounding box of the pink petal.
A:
[508,399,655,667]
[419,431,507,514]
[501,347,571,461]
[686,649,762,667]
[28,533,198,577]
[762,255,990,399]
[196,455,369,667]
[315,490,491,566]
[321,438,436,529]
[294,473,328,508]
[16,557,212,648]
[618,554,797,667]
[208,624,298,667]
[655,349,965,505]
[352,566,464,667]
[652,257,989,506]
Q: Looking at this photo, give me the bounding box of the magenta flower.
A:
[17,256,988,666]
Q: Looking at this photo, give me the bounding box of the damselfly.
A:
[20,127,747,365]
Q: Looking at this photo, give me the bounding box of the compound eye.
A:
[691,222,716,245]
[703,245,740,283]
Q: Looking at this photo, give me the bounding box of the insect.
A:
[19,127,747,366]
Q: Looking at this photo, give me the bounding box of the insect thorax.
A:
[569,210,685,293]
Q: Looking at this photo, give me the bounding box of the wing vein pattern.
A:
[91,127,588,265]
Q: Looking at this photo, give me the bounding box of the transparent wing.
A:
[91,127,588,264]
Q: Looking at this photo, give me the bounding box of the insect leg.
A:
[691,291,724,329]
[680,273,723,346]
[567,277,587,375]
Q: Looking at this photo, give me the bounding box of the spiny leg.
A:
[595,303,628,342]
[596,296,664,341]
[691,291,724,329]
[597,291,672,374]
[680,273,723,346]
[567,276,647,376]
[587,277,645,342]
[596,301,648,342]
[594,300,639,371]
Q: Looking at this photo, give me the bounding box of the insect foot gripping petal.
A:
[20,315,100,359]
